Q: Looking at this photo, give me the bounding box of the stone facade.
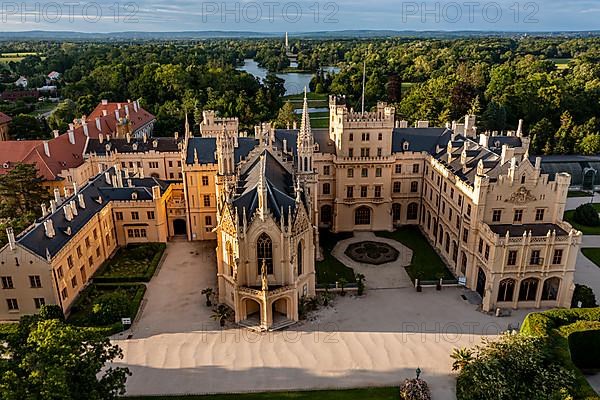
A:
[0,93,581,323]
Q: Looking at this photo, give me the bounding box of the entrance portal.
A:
[476,267,487,298]
[173,219,187,236]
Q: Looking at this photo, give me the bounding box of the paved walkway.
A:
[566,195,599,211]
[113,239,531,399]
[576,236,600,299]
[331,232,413,289]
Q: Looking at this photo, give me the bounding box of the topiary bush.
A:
[399,378,431,400]
[90,290,131,325]
[39,304,64,321]
[573,203,600,226]
[568,329,600,370]
[571,284,598,308]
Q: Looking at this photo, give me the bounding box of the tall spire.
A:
[300,86,311,138]
[185,113,191,137]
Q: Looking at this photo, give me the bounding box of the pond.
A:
[238,59,339,96]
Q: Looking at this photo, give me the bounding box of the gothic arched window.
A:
[257,233,273,275]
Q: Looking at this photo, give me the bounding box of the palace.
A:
[0,93,581,330]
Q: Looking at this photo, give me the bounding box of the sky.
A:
[0,0,598,32]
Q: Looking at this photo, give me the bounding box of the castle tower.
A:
[216,125,236,207]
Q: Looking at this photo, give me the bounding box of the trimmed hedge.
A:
[67,283,146,335]
[0,323,18,340]
[569,329,600,370]
[94,243,166,283]
[521,308,600,399]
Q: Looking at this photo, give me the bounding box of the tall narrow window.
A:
[257,233,273,275]
[297,242,303,276]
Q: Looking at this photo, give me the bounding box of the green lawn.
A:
[310,111,329,129]
[95,243,165,282]
[126,387,399,400]
[582,248,600,269]
[376,227,454,282]
[564,203,600,235]
[567,190,594,198]
[316,230,356,285]
[549,58,572,70]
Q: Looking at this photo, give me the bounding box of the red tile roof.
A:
[87,100,155,138]
[0,131,87,181]
[0,112,11,124]
[0,100,155,181]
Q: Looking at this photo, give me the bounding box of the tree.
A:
[455,334,576,400]
[577,134,600,155]
[275,102,297,128]
[573,203,600,227]
[48,99,77,132]
[0,163,50,247]
[8,114,48,140]
[0,316,130,400]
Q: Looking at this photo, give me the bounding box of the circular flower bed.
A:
[344,241,399,265]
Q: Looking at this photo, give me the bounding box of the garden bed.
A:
[345,241,399,265]
[67,283,146,333]
[582,248,600,270]
[94,243,166,283]
[376,227,454,282]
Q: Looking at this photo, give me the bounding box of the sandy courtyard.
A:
[113,241,530,399]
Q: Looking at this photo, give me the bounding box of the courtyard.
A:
[114,240,529,399]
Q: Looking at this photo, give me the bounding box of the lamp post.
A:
[416,367,421,379]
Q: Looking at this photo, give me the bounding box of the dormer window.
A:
[131,192,138,200]
[521,175,526,184]
[403,142,410,151]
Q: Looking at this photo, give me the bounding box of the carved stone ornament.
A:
[505,186,537,204]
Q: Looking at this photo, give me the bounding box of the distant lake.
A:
[238,59,339,96]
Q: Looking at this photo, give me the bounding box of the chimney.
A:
[125,104,130,117]
[143,133,148,143]
[117,103,122,110]
[399,120,408,128]
[535,156,542,170]
[116,171,123,188]
[101,99,108,105]
[102,110,108,117]
[72,182,78,195]
[68,123,74,130]
[41,203,48,217]
[50,199,57,214]
[126,132,131,143]
[78,193,86,209]
[68,130,75,144]
[69,200,78,216]
[64,204,73,221]
[115,109,120,120]
[44,219,55,238]
[63,186,69,198]
[152,186,161,200]
[517,119,524,137]
[417,120,429,128]
[95,117,101,131]
[6,227,15,250]
[479,133,489,148]
[82,122,89,137]
[98,133,104,144]
[43,141,50,157]
[111,175,118,187]
[53,129,59,138]
[283,138,287,154]
[465,115,477,138]
[105,171,111,185]
[53,188,61,204]
[133,100,139,112]
[293,120,297,130]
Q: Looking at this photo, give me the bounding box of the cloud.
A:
[0,0,597,32]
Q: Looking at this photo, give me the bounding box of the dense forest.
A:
[1,37,600,154]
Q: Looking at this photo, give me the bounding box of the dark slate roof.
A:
[392,128,452,154]
[488,223,569,237]
[274,128,336,156]
[85,137,184,155]
[16,169,168,259]
[233,150,296,224]
[488,136,523,154]
[532,155,600,186]
[185,137,257,165]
